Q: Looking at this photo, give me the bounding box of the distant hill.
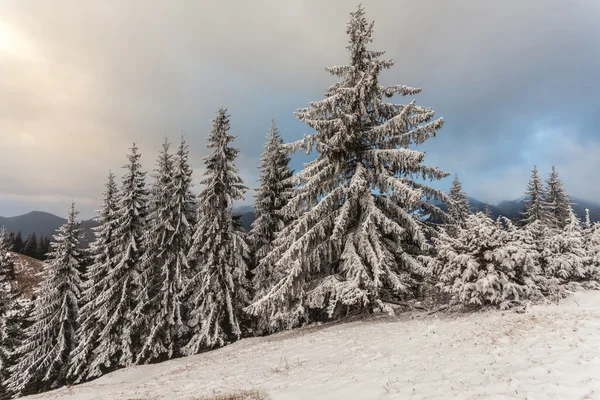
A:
[0,211,99,244]
[483,197,600,223]
[0,211,66,238]
[435,196,600,223]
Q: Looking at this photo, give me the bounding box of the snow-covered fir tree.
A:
[0,298,28,399]
[78,144,148,380]
[498,217,542,298]
[447,175,470,227]
[0,228,23,398]
[249,121,294,304]
[541,206,589,282]
[584,208,592,231]
[0,227,16,320]
[246,6,449,326]
[424,212,539,308]
[483,202,493,219]
[520,165,551,226]
[68,172,119,382]
[135,136,197,364]
[8,203,83,396]
[586,221,600,281]
[545,166,571,229]
[183,109,250,354]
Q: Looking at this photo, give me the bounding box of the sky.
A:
[1,0,600,219]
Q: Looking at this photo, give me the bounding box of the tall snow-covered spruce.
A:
[249,121,294,304]
[246,6,449,326]
[520,165,550,226]
[183,109,250,354]
[68,172,119,382]
[447,175,470,227]
[77,144,148,380]
[8,203,83,396]
[135,137,196,364]
[545,166,571,229]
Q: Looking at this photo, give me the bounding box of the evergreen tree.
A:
[183,109,249,354]
[7,233,15,251]
[447,175,470,226]
[12,232,23,254]
[35,237,46,260]
[135,136,196,364]
[545,166,571,229]
[424,213,539,308]
[68,172,119,382]
[249,121,294,305]
[23,233,38,258]
[0,228,23,398]
[483,202,493,219]
[246,6,449,326]
[584,208,591,230]
[541,206,589,282]
[586,221,600,281]
[43,237,51,260]
[499,217,543,295]
[7,203,83,396]
[520,165,551,226]
[79,144,148,379]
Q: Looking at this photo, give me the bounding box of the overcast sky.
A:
[1,0,599,219]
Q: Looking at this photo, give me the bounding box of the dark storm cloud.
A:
[1,0,599,218]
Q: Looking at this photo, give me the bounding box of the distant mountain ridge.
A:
[0,211,99,244]
[2,198,599,241]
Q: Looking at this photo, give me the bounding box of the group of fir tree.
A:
[2,6,600,399]
[425,166,600,309]
[6,232,51,261]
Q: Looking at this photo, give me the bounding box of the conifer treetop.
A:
[448,174,470,225]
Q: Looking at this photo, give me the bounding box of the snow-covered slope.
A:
[10,252,44,298]
[29,291,600,400]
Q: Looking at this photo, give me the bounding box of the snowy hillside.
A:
[28,290,600,400]
[10,252,44,298]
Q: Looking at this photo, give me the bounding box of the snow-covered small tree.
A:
[135,136,197,364]
[520,165,551,226]
[498,217,542,297]
[249,121,294,302]
[68,172,119,382]
[423,212,539,308]
[79,144,148,380]
[545,166,571,229]
[183,109,250,354]
[447,175,470,227]
[541,206,589,282]
[8,203,83,396]
[246,6,449,327]
[584,208,592,231]
[586,221,600,281]
[483,202,493,219]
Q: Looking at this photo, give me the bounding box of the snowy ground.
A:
[29,290,600,400]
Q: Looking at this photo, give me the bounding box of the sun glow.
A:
[0,23,8,51]
[0,20,35,59]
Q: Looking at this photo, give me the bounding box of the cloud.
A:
[1,0,600,218]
